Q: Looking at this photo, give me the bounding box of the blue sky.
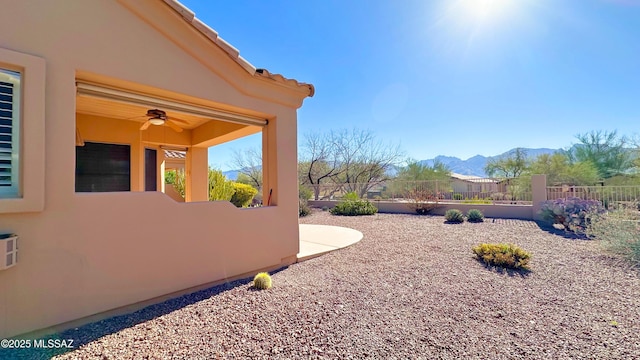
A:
[178,0,640,171]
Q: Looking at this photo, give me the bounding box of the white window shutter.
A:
[0,69,20,197]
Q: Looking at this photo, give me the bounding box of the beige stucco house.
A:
[450,173,498,195]
[0,0,313,338]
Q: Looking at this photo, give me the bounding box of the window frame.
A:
[0,69,21,198]
[0,47,45,214]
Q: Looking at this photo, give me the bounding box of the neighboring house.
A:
[450,173,499,195]
[0,0,313,338]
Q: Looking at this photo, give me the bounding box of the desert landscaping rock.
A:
[7,211,640,359]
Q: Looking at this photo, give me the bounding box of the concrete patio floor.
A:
[297,224,363,262]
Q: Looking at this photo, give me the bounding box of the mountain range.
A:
[223,147,561,180]
[418,148,559,177]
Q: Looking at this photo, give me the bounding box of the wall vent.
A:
[0,234,18,270]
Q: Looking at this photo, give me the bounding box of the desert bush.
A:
[330,197,378,216]
[407,189,441,215]
[445,209,464,223]
[587,203,640,265]
[172,169,186,198]
[490,192,505,201]
[467,209,484,222]
[343,191,359,201]
[462,196,492,204]
[539,197,604,233]
[208,168,235,201]
[472,243,531,269]
[230,182,258,207]
[171,168,247,203]
[299,199,312,217]
[453,193,464,200]
[299,186,313,201]
[253,272,272,290]
[165,170,177,184]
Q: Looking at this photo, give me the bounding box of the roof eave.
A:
[162,0,313,98]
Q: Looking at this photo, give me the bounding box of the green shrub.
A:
[587,204,640,265]
[453,193,464,200]
[165,170,177,184]
[330,199,378,216]
[299,199,312,217]
[444,209,464,223]
[208,168,235,201]
[343,191,359,201]
[467,209,484,222]
[472,243,531,269]
[253,272,272,290]
[299,186,313,201]
[172,169,186,198]
[230,182,258,207]
[461,196,492,204]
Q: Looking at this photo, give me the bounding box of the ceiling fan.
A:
[139,109,188,132]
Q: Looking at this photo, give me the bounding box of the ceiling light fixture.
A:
[148,117,165,126]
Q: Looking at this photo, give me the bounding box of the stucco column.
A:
[531,174,547,220]
[185,146,208,202]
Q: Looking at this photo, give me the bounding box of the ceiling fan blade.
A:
[140,120,152,130]
[167,116,189,124]
[125,114,148,121]
[165,120,183,133]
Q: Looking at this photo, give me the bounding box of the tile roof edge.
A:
[162,0,313,97]
[256,69,315,97]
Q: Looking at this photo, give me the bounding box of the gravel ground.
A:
[5,210,640,359]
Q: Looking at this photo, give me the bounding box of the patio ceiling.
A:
[75,81,268,148]
[76,95,209,130]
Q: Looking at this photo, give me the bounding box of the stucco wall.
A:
[308,175,549,221]
[0,0,304,338]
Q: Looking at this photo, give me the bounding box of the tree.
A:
[484,148,529,179]
[299,131,345,200]
[567,130,634,179]
[329,129,404,198]
[526,152,599,186]
[299,129,404,199]
[395,159,451,182]
[231,147,262,189]
[389,159,451,209]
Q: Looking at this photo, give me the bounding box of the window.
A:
[0,69,20,198]
[76,142,131,192]
[0,47,44,213]
[145,148,157,191]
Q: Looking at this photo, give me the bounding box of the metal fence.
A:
[304,178,533,205]
[547,185,640,208]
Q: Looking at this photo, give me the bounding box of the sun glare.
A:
[458,0,514,24]
[428,0,528,56]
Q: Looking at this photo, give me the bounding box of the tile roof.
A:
[450,173,496,183]
[162,0,314,97]
[164,149,186,160]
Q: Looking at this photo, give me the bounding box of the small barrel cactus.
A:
[445,209,464,223]
[253,272,272,290]
[467,209,484,223]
